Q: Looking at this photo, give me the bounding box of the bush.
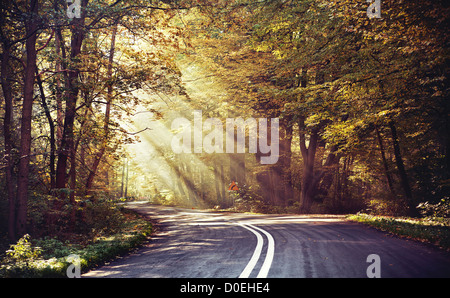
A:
[79,197,126,236]
[4,235,41,264]
[0,210,152,278]
[348,213,450,250]
[417,197,450,219]
[26,192,127,240]
[365,198,409,216]
[33,237,81,259]
[230,184,274,213]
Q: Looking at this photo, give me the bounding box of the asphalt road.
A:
[83,202,450,278]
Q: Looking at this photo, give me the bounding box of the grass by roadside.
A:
[347,213,450,251]
[0,208,152,278]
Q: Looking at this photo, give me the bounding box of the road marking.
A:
[238,223,275,278]
[238,224,263,278]
[248,224,275,278]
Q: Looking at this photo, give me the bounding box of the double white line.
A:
[238,224,275,278]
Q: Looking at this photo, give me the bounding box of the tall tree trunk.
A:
[36,70,56,189]
[214,163,222,205]
[120,159,126,198]
[274,119,293,206]
[284,124,293,202]
[298,69,317,213]
[124,159,129,198]
[68,142,76,225]
[16,0,39,236]
[85,25,117,192]
[299,119,319,213]
[389,121,417,216]
[199,169,205,202]
[1,43,16,241]
[230,153,245,186]
[227,110,246,187]
[317,144,340,194]
[267,170,277,205]
[183,162,198,205]
[54,0,65,145]
[55,31,64,145]
[55,0,87,193]
[375,126,395,197]
[176,166,186,199]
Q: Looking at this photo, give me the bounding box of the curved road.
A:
[84,202,450,278]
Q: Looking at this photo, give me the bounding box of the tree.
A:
[16,0,39,237]
[1,0,19,241]
[85,25,117,193]
[0,0,189,239]
[186,0,449,214]
[54,0,88,193]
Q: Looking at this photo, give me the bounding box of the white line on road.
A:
[238,224,263,278]
[248,224,275,278]
[238,223,275,278]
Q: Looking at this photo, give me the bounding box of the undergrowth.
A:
[348,213,450,251]
[0,208,152,278]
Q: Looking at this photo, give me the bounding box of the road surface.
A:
[84,202,450,278]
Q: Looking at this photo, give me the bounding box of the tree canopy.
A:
[1,0,449,242]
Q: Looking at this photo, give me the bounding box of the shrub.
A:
[230,184,274,213]
[365,198,409,216]
[4,235,41,264]
[348,213,450,250]
[0,210,152,278]
[417,197,450,219]
[79,197,126,236]
[33,237,81,259]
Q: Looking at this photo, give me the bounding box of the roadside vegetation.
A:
[348,198,450,251]
[0,202,152,278]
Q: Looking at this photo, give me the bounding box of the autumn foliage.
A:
[1,0,449,244]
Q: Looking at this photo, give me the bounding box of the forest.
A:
[0,0,449,249]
